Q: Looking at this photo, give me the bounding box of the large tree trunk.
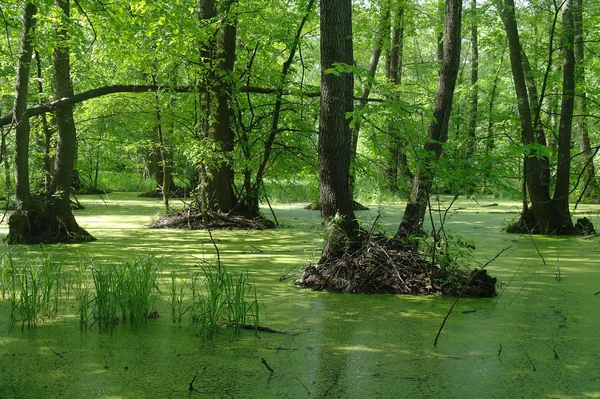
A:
[47,0,94,242]
[6,3,36,244]
[396,0,462,238]
[497,0,574,234]
[573,0,600,201]
[197,0,238,214]
[552,0,575,225]
[12,3,36,212]
[8,0,94,244]
[319,0,359,259]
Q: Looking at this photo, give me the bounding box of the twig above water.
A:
[433,246,511,347]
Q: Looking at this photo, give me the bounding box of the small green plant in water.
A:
[189,266,259,340]
[1,248,63,331]
[86,255,160,332]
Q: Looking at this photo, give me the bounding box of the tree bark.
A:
[465,0,478,162]
[496,0,573,234]
[396,0,462,238]
[319,0,359,259]
[34,50,55,193]
[552,0,575,226]
[573,0,600,200]
[207,12,237,213]
[7,0,94,243]
[196,0,238,214]
[47,0,94,242]
[12,3,36,211]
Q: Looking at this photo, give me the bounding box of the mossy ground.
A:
[0,193,599,398]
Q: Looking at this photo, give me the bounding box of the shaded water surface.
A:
[1,194,599,398]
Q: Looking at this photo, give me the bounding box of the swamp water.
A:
[0,193,599,398]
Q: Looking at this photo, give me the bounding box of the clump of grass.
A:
[189,266,259,339]
[86,255,160,331]
[1,248,63,331]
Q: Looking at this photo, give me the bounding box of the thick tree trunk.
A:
[552,0,575,227]
[47,0,94,242]
[196,1,238,214]
[8,0,94,244]
[12,3,36,211]
[319,0,359,259]
[396,0,462,238]
[207,16,237,213]
[497,0,573,234]
[6,3,36,244]
[573,0,600,200]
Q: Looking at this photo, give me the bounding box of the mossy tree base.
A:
[299,232,497,297]
[5,198,95,244]
[505,208,595,235]
[304,200,369,211]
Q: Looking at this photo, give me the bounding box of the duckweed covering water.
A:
[1,193,599,398]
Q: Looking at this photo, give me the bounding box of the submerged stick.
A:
[35,333,64,358]
[261,358,274,373]
[433,246,511,347]
[524,221,547,266]
[518,341,537,371]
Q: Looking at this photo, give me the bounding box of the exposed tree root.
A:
[298,233,496,297]
[149,207,276,230]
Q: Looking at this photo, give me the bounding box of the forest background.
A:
[0,0,599,243]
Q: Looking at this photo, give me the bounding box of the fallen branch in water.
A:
[433,246,511,347]
[261,358,274,373]
[518,341,537,371]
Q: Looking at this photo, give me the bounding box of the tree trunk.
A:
[197,0,238,214]
[319,0,359,259]
[8,0,94,243]
[465,0,478,163]
[12,3,36,211]
[34,50,55,193]
[552,0,575,228]
[6,3,36,244]
[151,74,175,210]
[497,0,573,234]
[396,0,462,238]
[385,3,412,193]
[47,0,94,242]
[573,0,600,200]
